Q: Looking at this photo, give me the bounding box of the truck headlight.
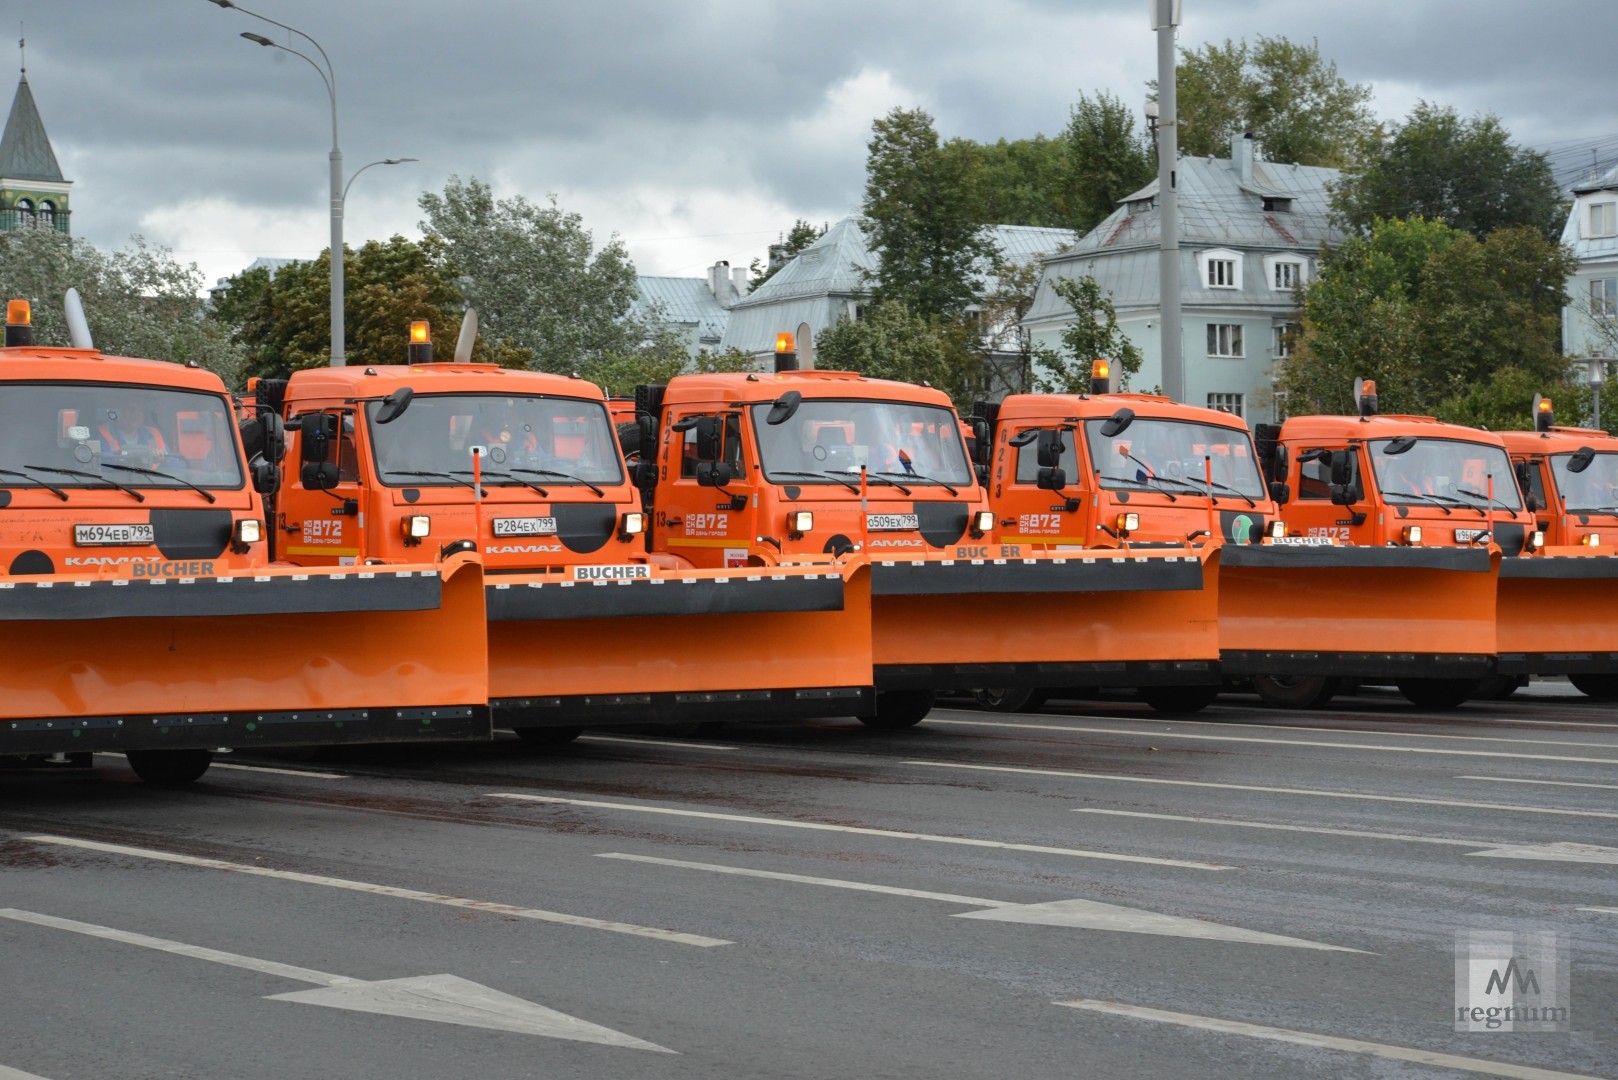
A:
[787,510,814,533]
[233,518,262,545]
[1117,512,1140,533]
[403,515,431,539]
[1268,520,1286,538]
[619,512,645,538]
[970,510,994,537]
[1403,525,1422,545]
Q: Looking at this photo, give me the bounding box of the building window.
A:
[15,198,33,226]
[1262,197,1293,213]
[1272,321,1300,357]
[1207,323,1244,357]
[1272,262,1302,290]
[1207,393,1244,417]
[1590,202,1617,238]
[1593,278,1618,319]
[38,200,54,228]
[1207,258,1237,288]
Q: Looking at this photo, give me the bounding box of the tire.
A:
[1475,675,1527,700]
[1395,678,1479,710]
[1569,674,1618,700]
[125,749,213,786]
[1252,675,1341,709]
[512,725,584,746]
[857,690,935,729]
[1140,685,1219,714]
[972,687,1047,713]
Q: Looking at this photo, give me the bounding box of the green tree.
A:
[861,108,1000,319]
[419,175,664,384]
[1330,102,1565,241]
[1062,92,1156,232]
[1030,275,1144,394]
[749,219,825,289]
[960,134,1072,228]
[1161,36,1376,167]
[1280,218,1574,415]
[814,302,983,405]
[0,227,245,385]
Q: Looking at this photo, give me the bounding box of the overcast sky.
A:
[8,0,1616,294]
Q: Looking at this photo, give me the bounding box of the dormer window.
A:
[1197,248,1243,290]
[1262,197,1293,213]
[1263,253,1309,291]
[1126,198,1154,214]
[1590,202,1617,239]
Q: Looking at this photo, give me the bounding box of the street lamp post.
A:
[211,1,414,368]
[1589,356,1613,430]
[1151,0,1183,402]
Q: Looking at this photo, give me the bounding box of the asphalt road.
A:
[3,684,1616,1080]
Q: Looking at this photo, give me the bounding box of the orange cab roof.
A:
[283,363,606,402]
[0,345,231,394]
[1497,427,1618,454]
[994,392,1250,431]
[661,369,956,409]
[1279,412,1508,447]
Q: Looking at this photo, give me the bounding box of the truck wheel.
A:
[1569,674,1618,700]
[858,690,935,729]
[972,687,1046,713]
[1475,675,1527,700]
[1140,685,1219,713]
[125,749,213,786]
[1252,675,1340,709]
[513,726,584,746]
[1396,678,1479,709]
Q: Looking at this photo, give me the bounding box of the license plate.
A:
[866,513,919,532]
[74,523,154,546]
[492,516,557,537]
[1454,528,1491,543]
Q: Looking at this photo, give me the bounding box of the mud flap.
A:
[1497,554,1618,675]
[869,548,1219,690]
[487,562,874,726]
[1219,545,1497,679]
[0,555,491,756]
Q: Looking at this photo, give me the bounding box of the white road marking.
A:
[923,718,1618,764]
[93,753,348,780]
[1055,999,1603,1080]
[1074,809,1618,864]
[904,760,1618,820]
[0,1065,58,1080]
[1457,775,1618,792]
[23,834,727,948]
[0,909,671,1051]
[578,735,739,751]
[598,854,1359,951]
[489,793,1226,870]
[1579,906,1618,916]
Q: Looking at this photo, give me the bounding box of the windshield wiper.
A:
[1099,470,1178,501]
[862,471,913,495]
[1195,477,1257,508]
[874,470,955,495]
[0,467,68,500]
[1380,489,1453,515]
[1452,487,1516,516]
[25,464,145,503]
[771,470,861,493]
[509,468,605,498]
[100,462,217,503]
[389,469,486,495]
[453,469,547,497]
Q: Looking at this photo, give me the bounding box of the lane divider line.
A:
[1457,776,1618,793]
[489,793,1228,870]
[21,833,729,948]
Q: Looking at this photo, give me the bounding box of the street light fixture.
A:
[212,1,414,367]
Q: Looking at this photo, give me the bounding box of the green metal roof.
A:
[0,76,63,182]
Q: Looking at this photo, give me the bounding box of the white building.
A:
[1562,165,1618,361]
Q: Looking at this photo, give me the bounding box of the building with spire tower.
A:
[0,37,69,234]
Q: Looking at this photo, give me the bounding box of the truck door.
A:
[282,408,364,564]
[1286,444,1367,543]
[659,409,750,568]
[999,425,1084,545]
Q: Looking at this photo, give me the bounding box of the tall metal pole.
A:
[1153,0,1183,402]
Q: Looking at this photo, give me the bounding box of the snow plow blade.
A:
[1496,553,1618,676]
[0,555,491,756]
[1219,545,1497,679]
[487,561,874,726]
[869,546,1217,691]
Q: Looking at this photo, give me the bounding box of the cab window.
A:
[1296,447,1345,500]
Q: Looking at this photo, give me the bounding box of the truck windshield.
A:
[1083,417,1265,497]
[751,398,972,486]
[1550,451,1618,510]
[366,393,624,487]
[0,381,244,489]
[1369,437,1522,511]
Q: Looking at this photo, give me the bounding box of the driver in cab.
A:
[99,393,167,463]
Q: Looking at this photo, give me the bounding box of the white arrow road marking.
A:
[22,834,727,948]
[597,853,1361,952]
[1458,775,1618,792]
[0,909,672,1053]
[904,761,1618,820]
[1055,999,1604,1080]
[1074,809,1618,863]
[921,718,1618,763]
[490,793,1227,870]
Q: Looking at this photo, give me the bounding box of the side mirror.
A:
[765,390,801,426]
[634,459,658,490]
[1329,450,1352,486]
[1271,444,1288,485]
[299,412,334,464]
[1036,466,1067,491]
[300,461,340,491]
[638,413,657,448]
[970,420,991,468]
[1330,482,1361,506]
[1099,407,1135,438]
[263,411,286,462]
[1269,481,1290,505]
[695,461,732,487]
[1035,429,1066,468]
[1569,446,1596,474]
[374,386,413,425]
[252,461,280,495]
[694,416,724,461]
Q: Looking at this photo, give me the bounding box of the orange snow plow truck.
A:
[0,296,488,785]
[624,341,1219,724]
[262,321,871,739]
[974,365,1496,710]
[1495,396,1618,698]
